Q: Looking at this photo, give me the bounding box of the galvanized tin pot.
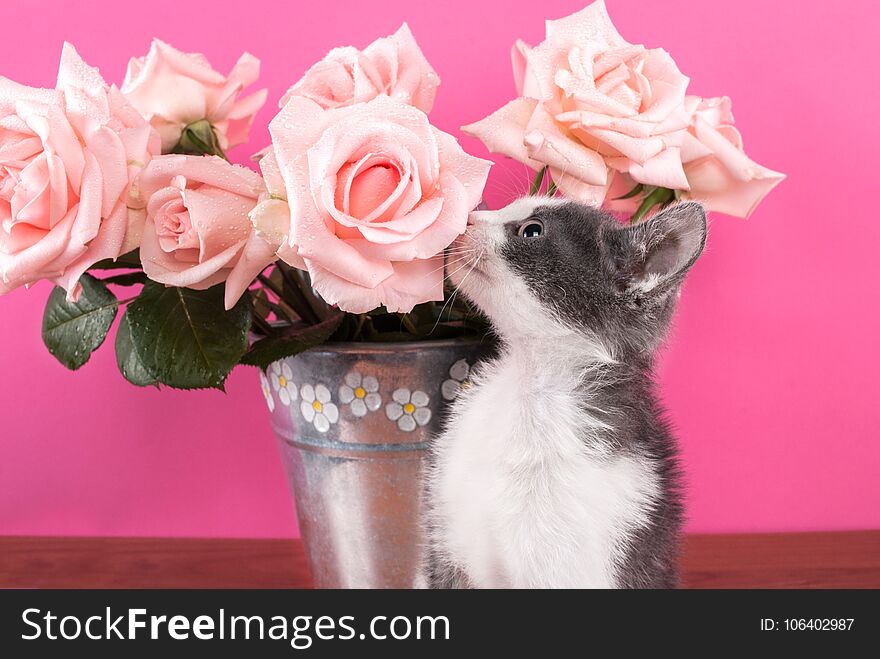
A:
[257,338,487,588]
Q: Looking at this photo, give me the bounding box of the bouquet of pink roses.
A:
[0,2,782,390]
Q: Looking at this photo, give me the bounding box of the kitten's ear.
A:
[605,202,707,294]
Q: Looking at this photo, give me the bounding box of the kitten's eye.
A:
[517,220,544,239]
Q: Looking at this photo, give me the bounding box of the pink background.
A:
[1,0,878,539]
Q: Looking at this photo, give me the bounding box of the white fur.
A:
[629,272,662,294]
[425,199,661,588]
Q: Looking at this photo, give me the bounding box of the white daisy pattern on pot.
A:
[270,362,297,407]
[441,359,472,401]
[339,372,382,418]
[259,371,275,412]
[386,388,431,432]
[300,384,339,433]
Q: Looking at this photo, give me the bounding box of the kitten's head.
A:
[449,197,707,357]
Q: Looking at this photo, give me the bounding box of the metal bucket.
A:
[258,338,488,588]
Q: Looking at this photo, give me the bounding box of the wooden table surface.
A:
[1,531,878,588]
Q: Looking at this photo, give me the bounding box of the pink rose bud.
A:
[138,155,277,309]
[121,39,267,154]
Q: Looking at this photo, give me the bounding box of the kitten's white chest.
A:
[430,355,660,588]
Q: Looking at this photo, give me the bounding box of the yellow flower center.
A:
[278,376,287,388]
[461,379,471,390]
[354,387,366,399]
[312,400,323,413]
[403,402,416,414]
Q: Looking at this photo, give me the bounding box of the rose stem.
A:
[275,263,322,324]
[529,167,547,195]
[399,313,420,336]
[287,266,331,323]
[251,309,274,335]
[256,273,308,323]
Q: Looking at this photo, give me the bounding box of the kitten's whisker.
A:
[439,255,478,284]
[418,255,470,280]
[431,250,483,334]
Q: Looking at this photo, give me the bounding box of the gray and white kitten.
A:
[421,197,707,588]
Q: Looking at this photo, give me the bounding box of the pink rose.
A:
[679,96,785,217]
[138,155,276,309]
[279,23,439,113]
[0,43,160,299]
[463,0,691,205]
[121,39,267,153]
[605,96,786,218]
[253,95,491,314]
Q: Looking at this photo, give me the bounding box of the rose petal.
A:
[122,39,264,152]
[0,205,79,286]
[56,43,111,126]
[354,196,444,246]
[306,254,444,314]
[140,154,263,199]
[83,124,129,218]
[38,103,85,191]
[461,97,541,169]
[526,0,629,100]
[606,145,690,190]
[392,23,440,113]
[635,49,691,123]
[683,156,784,218]
[223,229,277,309]
[249,197,290,249]
[601,171,641,214]
[280,47,359,109]
[0,44,157,297]
[511,39,541,98]
[141,214,245,288]
[219,88,267,149]
[349,171,467,260]
[269,97,395,287]
[56,199,130,297]
[344,158,403,219]
[548,166,609,206]
[121,42,211,127]
[212,51,261,117]
[434,129,492,211]
[182,185,254,261]
[523,106,607,186]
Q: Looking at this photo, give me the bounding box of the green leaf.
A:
[41,274,118,370]
[115,312,158,387]
[90,249,142,270]
[171,119,227,159]
[529,166,547,195]
[614,182,645,201]
[631,186,676,223]
[126,282,252,390]
[241,311,344,369]
[100,271,148,287]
